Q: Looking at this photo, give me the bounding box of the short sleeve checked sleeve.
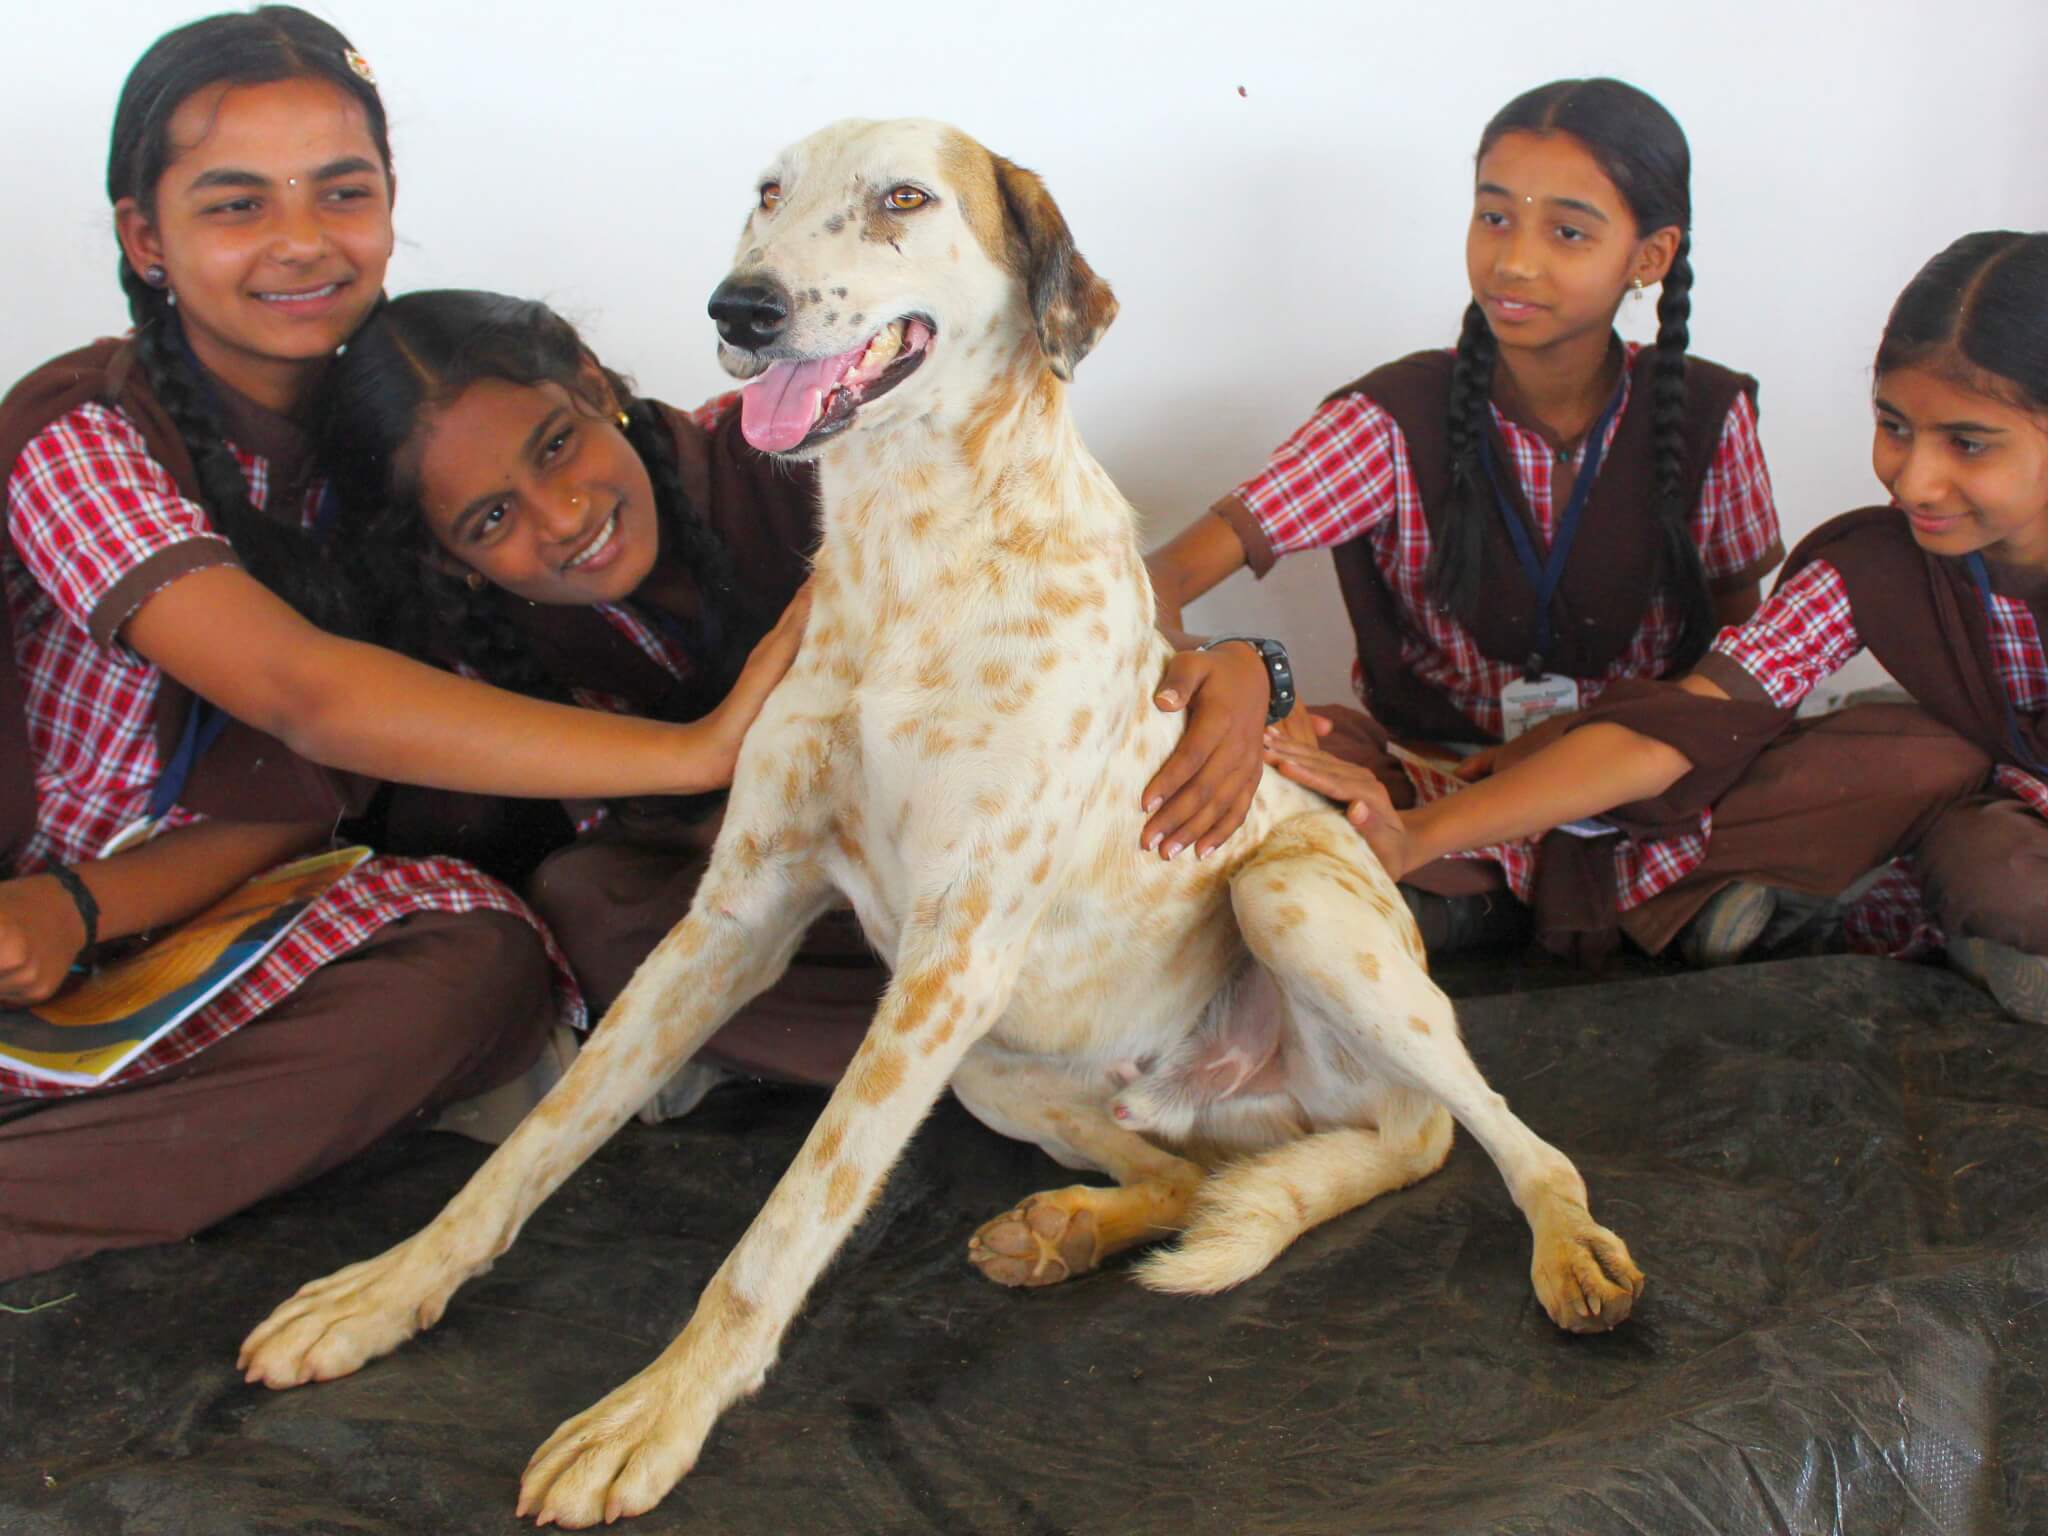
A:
[1210,396,1408,577]
[6,402,239,647]
[1700,559,1864,709]
[1693,391,1784,593]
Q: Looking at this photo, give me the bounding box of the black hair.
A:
[1435,77,1715,665]
[1876,231,2048,414]
[317,289,742,728]
[108,5,390,636]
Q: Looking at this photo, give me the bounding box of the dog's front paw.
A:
[968,1192,1104,1287]
[518,1368,714,1528]
[237,1235,459,1389]
[1529,1198,1644,1334]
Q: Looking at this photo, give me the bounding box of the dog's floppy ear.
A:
[992,155,1118,381]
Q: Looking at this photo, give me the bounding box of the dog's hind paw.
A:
[1530,1201,1644,1334]
[968,1193,1104,1287]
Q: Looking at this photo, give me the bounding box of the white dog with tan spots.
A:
[239,119,1643,1528]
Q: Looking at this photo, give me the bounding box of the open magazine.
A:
[0,846,371,1088]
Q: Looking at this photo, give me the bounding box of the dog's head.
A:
[709,119,1118,457]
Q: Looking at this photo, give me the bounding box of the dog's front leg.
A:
[237,836,836,1395]
[516,879,1031,1527]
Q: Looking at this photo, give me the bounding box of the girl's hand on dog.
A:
[701,583,813,782]
[1143,642,1274,860]
[1261,734,1412,878]
[0,873,90,1004]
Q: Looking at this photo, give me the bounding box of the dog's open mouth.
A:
[738,316,934,454]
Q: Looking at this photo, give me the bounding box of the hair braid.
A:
[618,395,747,717]
[123,287,362,636]
[417,564,572,703]
[1647,235,1714,663]
[1425,299,1499,620]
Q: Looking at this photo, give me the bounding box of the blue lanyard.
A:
[1479,375,1628,675]
[1963,552,2048,775]
[146,698,229,821]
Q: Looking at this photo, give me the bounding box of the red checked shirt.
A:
[1231,346,1783,911]
[1711,558,2048,953]
[1,401,585,1099]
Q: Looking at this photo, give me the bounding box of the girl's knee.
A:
[1919,805,2048,950]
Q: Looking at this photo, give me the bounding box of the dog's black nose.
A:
[709,275,792,349]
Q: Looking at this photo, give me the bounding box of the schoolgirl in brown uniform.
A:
[0,10,801,1279]
[1296,232,2047,1020]
[1148,79,1802,957]
[323,288,887,1091]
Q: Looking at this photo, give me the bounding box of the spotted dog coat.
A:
[239,120,1643,1528]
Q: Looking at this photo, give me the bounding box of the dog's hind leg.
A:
[1144,812,1644,1332]
[952,1046,1206,1286]
[1132,1092,1452,1297]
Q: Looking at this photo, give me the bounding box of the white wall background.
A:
[9,0,2047,705]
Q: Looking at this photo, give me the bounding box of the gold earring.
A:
[616,409,630,429]
[1631,277,1647,300]
[465,570,486,591]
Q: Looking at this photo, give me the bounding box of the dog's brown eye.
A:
[885,186,928,211]
[759,183,783,212]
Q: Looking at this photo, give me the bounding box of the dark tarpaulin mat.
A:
[3,954,2046,1535]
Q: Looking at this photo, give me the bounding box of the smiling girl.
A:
[1147,78,1787,957]
[325,288,888,1094]
[0,8,803,1278]
[1294,232,2047,1020]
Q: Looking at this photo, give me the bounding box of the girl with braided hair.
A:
[1309,232,2047,1019]
[0,8,803,1279]
[321,288,889,1100]
[1150,77,1792,960]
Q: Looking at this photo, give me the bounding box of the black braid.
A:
[420,566,573,703]
[1425,300,1499,621]
[617,394,751,720]
[120,279,364,638]
[1647,236,1714,665]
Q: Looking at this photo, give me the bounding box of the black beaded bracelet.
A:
[44,864,101,958]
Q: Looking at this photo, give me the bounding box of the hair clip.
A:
[344,48,377,85]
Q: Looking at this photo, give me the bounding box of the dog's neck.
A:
[808,336,1151,638]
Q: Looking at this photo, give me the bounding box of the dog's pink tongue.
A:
[739,346,864,452]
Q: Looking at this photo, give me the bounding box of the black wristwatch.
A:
[1200,635,1296,725]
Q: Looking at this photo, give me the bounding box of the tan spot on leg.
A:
[1029,852,1053,884]
[824,1161,863,1220]
[1408,1014,1432,1037]
[813,1119,845,1168]
[1273,902,1307,935]
[853,1047,907,1104]
[1066,707,1094,748]
[1357,952,1382,982]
